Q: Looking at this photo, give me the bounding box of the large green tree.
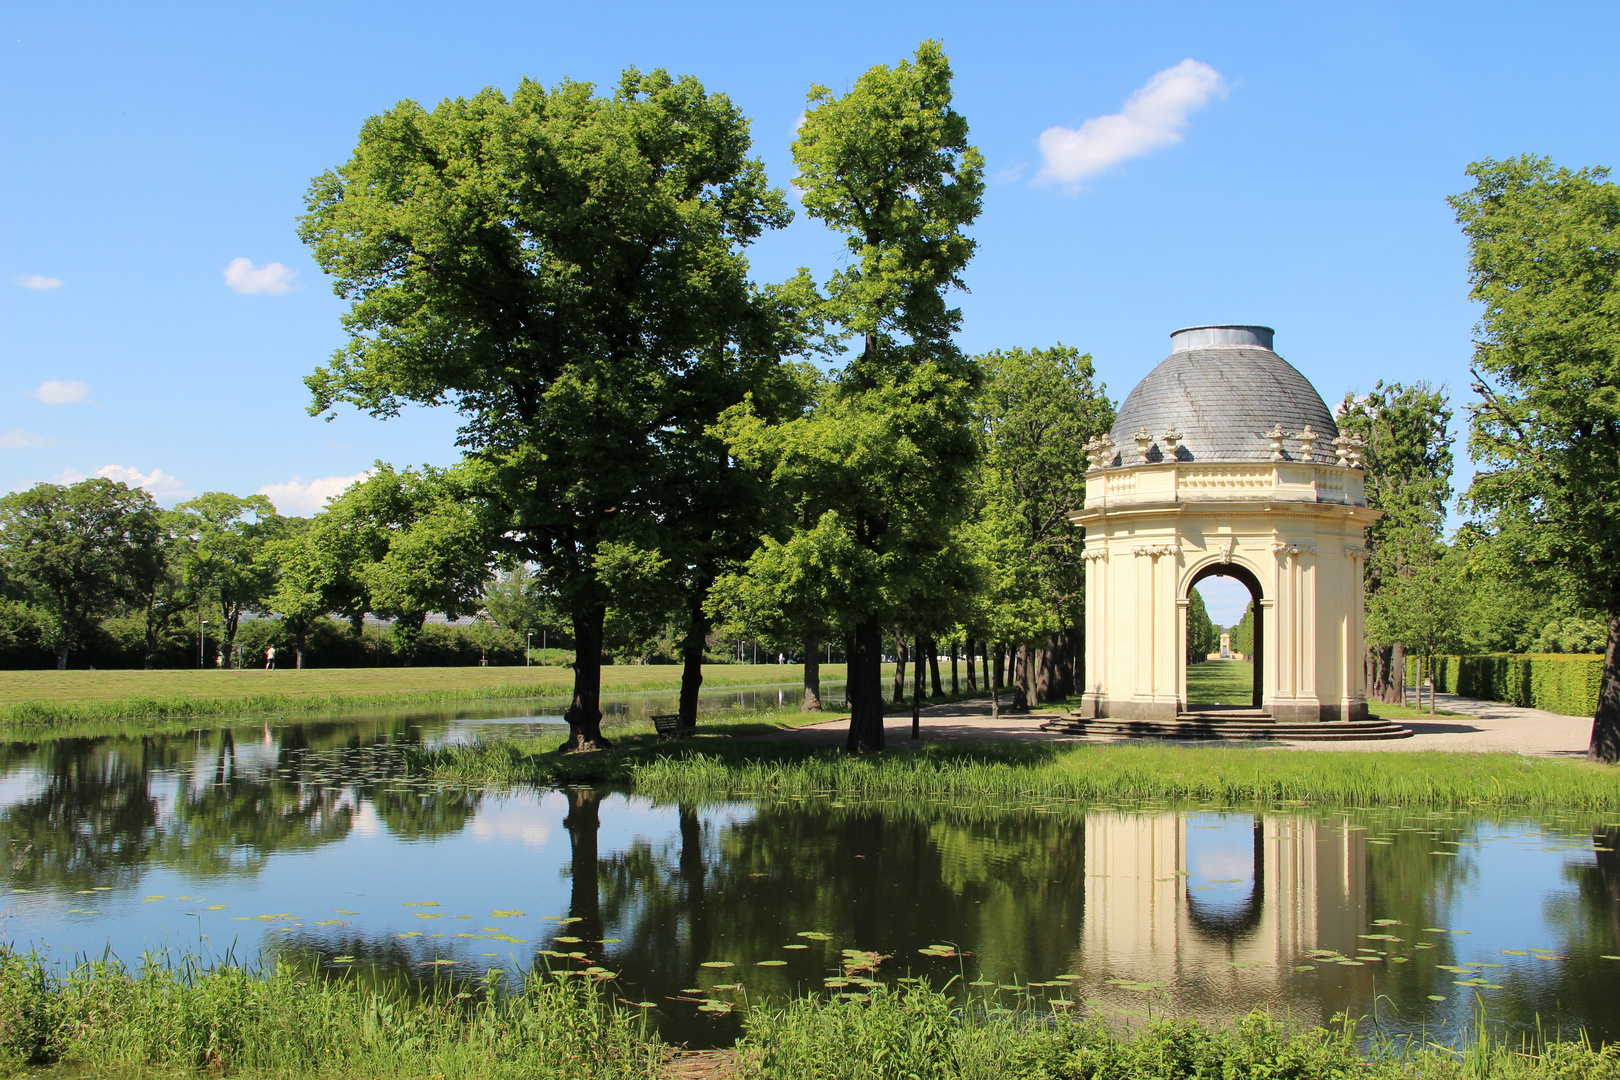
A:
[725,41,984,751]
[1336,382,1454,703]
[172,493,281,667]
[968,345,1114,712]
[1450,155,1620,761]
[0,479,161,669]
[300,68,789,749]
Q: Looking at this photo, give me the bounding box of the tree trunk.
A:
[927,638,943,698]
[845,617,886,753]
[295,628,307,670]
[1591,606,1620,763]
[1055,628,1076,698]
[892,630,908,705]
[1011,645,1031,713]
[803,631,822,711]
[678,598,708,728]
[55,639,70,671]
[991,643,1004,691]
[911,640,923,740]
[965,638,977,691]
[560,603,611,751]
[1367,643,1407,705]
[950,640,959,695]
[562,788,604,962]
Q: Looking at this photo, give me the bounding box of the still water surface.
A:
[1,697,1617,1048]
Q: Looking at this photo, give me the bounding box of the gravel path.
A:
[773,693,1595,757]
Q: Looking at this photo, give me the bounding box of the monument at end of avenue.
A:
[1070,325,1381,724]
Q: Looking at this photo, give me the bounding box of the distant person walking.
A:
[265,645,276,671]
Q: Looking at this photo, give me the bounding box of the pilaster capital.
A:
[1132,542,1180,559]
[1271,541,1318,558]
[1081,548,1108,562]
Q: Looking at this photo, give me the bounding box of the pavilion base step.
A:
[1039,713,1412,742]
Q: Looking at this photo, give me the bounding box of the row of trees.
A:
[292,43,1122,752]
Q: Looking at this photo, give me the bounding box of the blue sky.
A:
[4,1,1617,589]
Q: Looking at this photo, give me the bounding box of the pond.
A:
[1,702,1617,1049]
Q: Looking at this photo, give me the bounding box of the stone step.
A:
[1039,714,1412,742]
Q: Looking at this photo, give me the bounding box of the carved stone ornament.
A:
[1083,437,1104,471]
[1348,435,1366,469]
[1343,544,1366,559]
[1271,542,1319,558]
[1132,543,1180,558]
[1332,433,1354,466]
[1081,548,1108,562]
[1162,426,1183,459]
[1295,424,1317,459]
[1218,537,1235,563]
[1267,422,1286,461]
[1134,427,1154,465]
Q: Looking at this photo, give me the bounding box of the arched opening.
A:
[1186,562,1264,711]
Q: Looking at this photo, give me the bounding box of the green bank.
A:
[419,738,1620,810]
[0,664,845,726]
[0,948,1613,1080]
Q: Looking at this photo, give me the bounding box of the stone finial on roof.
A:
[1266,423,1286,461]
[1332,433,1354,466]
[1134,428,1153,464]
[1296,424,1317,459]
[1162,426,1182,459]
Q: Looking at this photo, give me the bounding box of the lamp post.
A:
[526,632,532,667]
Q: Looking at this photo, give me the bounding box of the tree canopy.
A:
[1450,155,1620,760]
[299,67,792,747]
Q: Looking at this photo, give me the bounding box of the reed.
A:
[419,737,1620,809]
[1,948,1615,1080]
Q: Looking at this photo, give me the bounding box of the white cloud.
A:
[257,470,374,516]
[1036,59,1227,186]
[0,429,58,449]
[15,274,63,290]
[28,379,90,405]
[223,257,299,295]
[59,464,193,500]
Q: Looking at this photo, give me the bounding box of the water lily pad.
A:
[206,905,227,911]
[700,961,734,968]
[783,944,809,950]
[314,920,346,926]
[1428,995,1447,1002]
[402,901,441,907]
[555,936,582,943]
[796,931,833,940]
[334,909,358,915]
[757,960,788,966]
[333,956,356,963]
[397,931,423,938]
[492,909,526,918]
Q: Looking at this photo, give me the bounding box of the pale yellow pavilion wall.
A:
[1074,461,1378,723]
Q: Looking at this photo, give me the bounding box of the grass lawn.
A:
[0,663,845,725]
[1185,658,1252,707]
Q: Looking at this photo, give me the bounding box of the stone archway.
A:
[1184,560,1264,711]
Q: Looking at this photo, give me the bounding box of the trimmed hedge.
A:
[1431,652,1604,718]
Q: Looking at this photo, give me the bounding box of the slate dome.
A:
[1107,325,1338,466]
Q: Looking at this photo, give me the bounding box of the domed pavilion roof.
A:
[1107,325,1338,466]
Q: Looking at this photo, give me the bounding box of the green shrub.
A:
[1432,654,1604,717]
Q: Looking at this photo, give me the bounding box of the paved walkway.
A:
[772,693,1594,757]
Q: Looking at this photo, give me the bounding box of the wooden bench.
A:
[651,713,695,740]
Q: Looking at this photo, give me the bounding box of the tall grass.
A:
[0,947,658,1077]
[421,738,1620,809]
[1,948,1615,1080]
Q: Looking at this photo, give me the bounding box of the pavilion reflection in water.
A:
[1078,811,1367,1019]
